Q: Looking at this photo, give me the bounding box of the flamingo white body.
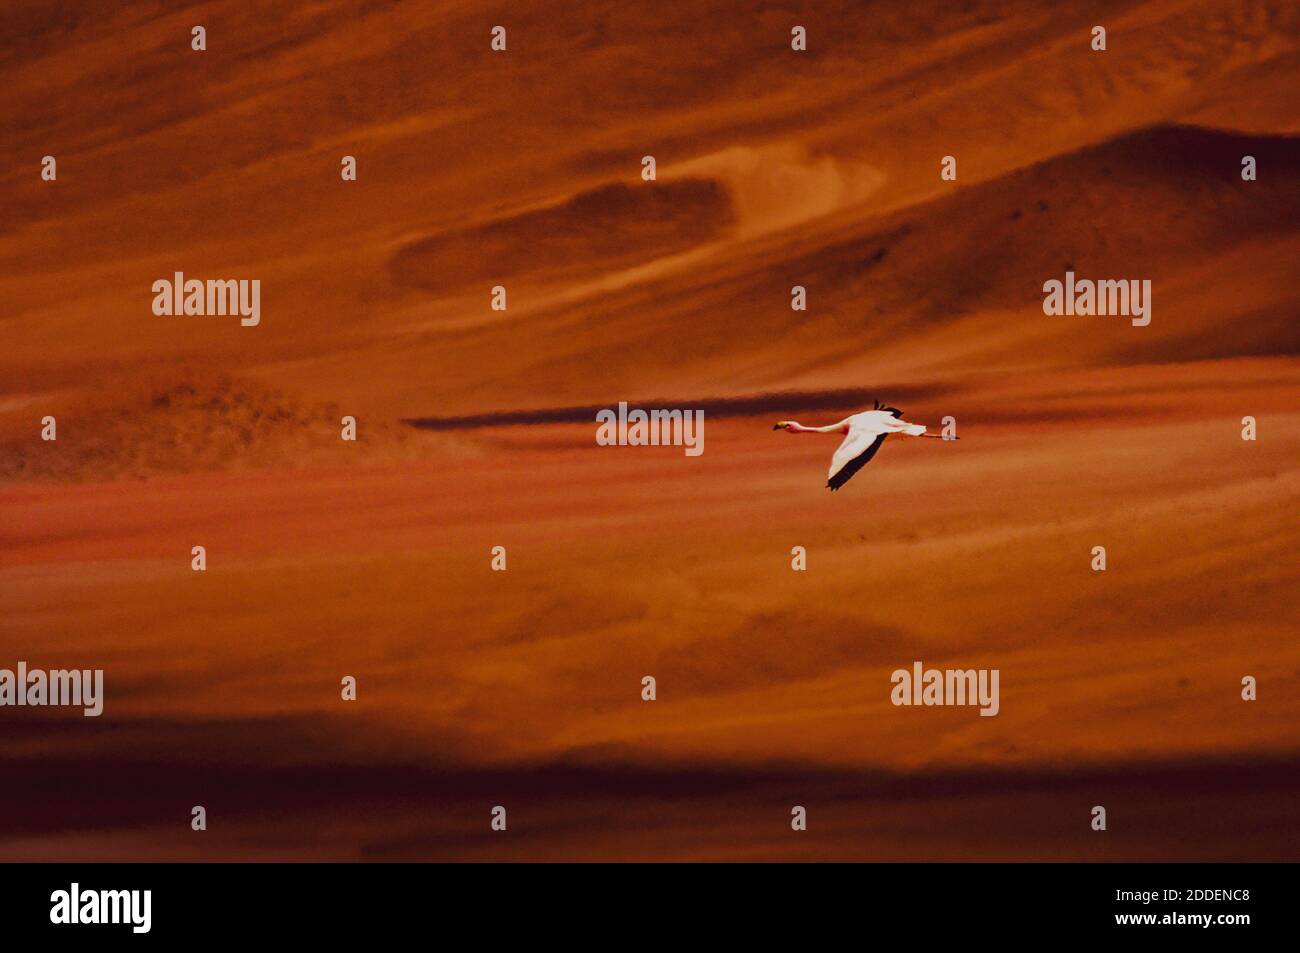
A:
[773,401,953,491]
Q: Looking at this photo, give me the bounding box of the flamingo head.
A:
[773,421,796,431]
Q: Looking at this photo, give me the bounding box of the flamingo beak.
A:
[772,422,784,430]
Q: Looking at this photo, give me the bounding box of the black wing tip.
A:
[826,433,889,491]
[872,398,904,418]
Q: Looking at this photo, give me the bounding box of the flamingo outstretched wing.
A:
[827,427,887,490]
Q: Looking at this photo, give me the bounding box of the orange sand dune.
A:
[1,0,1297,860]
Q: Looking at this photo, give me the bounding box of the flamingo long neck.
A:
[790,422,842,433]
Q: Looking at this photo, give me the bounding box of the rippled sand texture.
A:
[1,1,1298,860]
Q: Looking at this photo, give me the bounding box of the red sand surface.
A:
[1,0,1297,860]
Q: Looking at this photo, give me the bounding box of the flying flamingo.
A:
[773,400,955,490]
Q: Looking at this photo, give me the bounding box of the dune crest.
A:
[0,373,449,484]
